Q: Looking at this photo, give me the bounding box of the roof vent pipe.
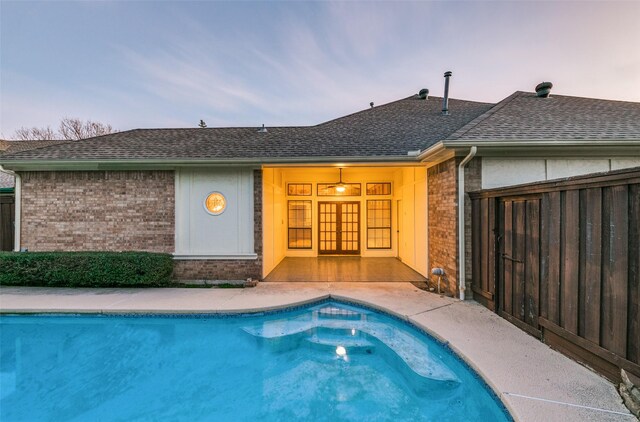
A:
[418,88,429,100]
[442,71,452,115]
[535,81,553,98]
[258,124,268,133]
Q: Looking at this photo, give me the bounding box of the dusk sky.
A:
[1,1,639,138]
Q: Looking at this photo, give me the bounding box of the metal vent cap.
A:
[535,81,553,98]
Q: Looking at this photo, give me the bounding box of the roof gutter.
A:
[442,139,640,148]
[457,146,477,300]
[0,154,421,170]
[416,139,640,163]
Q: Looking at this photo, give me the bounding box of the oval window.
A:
[204,192,226,215]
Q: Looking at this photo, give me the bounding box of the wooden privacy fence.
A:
[0,193,15,251]
[470,167,640,382]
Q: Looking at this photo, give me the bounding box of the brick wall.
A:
[427,157,482,298]
[428,158,459,296]
[20,171,174,252]
[173,169,263,281]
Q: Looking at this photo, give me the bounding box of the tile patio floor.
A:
[263,257,427,282]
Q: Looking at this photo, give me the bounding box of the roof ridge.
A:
[127,125,313,131]
[315,95,416,127]
[315,94,491,127]
[445,91,523,141]
[518,91,640,104]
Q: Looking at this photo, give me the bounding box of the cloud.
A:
[2,1,639,135]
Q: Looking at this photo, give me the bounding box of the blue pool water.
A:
[0,300,511,421]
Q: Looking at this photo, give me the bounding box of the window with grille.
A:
[317,183,361,196]
[366,183,391,195]
[287,183,312,196]
[288,200,312,249]
[367,200,391,249]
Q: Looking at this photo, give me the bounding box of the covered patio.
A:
[263,257,427,282]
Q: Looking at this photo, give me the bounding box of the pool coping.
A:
[0,283,633,421]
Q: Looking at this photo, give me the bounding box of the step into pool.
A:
[0,300,511,421]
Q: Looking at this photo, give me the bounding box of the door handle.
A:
[501,253,523,263]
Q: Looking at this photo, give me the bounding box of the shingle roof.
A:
[0,140,68,188]
[0,96,493,162]
[0,140,69,155]
[447,91,640,141]
[0,172,13,189]
[3,91,638,164]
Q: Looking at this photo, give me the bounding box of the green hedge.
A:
[0,252,173,287]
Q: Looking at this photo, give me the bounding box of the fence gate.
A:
[0,194,15,251]
[497,196,541,338]
[471,167,640,382]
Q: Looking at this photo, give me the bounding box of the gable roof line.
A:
[445,91,523,141]
[316,95,416,126]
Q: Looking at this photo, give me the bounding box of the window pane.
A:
[288,183,312,196]
[367,200,391,249]
[366,183,391,195]
[317,183,361,196]
[288,200,312,249]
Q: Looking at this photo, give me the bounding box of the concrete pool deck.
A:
[0,282,632,421]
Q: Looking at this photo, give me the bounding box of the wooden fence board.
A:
[498,203,505,312]
[547,192,562,325]
[472,199,482,291]
[488,198,497,302]
[540,194,550,319]
[480,199,489,294]
[503,201,513,315]
[583,188,602,344]
[628,184,639,364]
[514,200,526,321]
[525,199,540,327]
[601,186,629,357]
[562,190,580,335]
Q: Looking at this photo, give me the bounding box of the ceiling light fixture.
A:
[335,168,347,193]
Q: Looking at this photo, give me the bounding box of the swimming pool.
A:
[0,300,511,421]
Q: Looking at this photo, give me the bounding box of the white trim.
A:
[14,173,20,252]
[457,146,477,300]
[0,155,417,171]
[173,254,258,260]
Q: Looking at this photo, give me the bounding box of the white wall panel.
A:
[546,159,610,180]
[482,159,546,189]
[175,168,255,257]
[611,158,640,170]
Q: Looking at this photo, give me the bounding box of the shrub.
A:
[0,252,173,287]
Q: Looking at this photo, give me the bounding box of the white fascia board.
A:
[173,254,258,260]
[416,139,640,161]
[0,155,419,171]
[442,139,640,151]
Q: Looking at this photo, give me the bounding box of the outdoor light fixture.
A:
[334,168,347,193]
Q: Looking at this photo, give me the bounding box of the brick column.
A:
[427,159,459,296]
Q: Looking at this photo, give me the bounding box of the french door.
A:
[318,202,360,254]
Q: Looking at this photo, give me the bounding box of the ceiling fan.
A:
[329,168,348,193]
